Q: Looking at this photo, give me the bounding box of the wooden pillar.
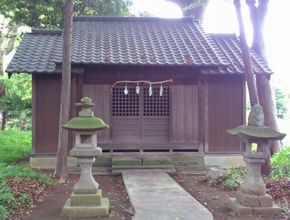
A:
[204,76,209,153]
[32,74,36,156]
[198,76,204,155]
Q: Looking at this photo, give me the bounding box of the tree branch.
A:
[234,0,259,107]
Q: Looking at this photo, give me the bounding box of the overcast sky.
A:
[131,0,290,91]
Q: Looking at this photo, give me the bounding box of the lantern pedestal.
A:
[60,97,110,218]
[61,147,110,218]
[227,105,286,218]
[227,149,281,217]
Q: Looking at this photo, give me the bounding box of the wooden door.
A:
[111,85,169,145]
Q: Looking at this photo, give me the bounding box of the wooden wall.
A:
[32,74,61,155]
[82,65,200,151]
[83,85,111,142]
[207,76,245,153]
[32,65,245,155]
[170,85,199,145]
[32,73,78,155]
[83,65,199,85]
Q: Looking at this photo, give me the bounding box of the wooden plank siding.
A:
[81,66,201,151]
[83,85,111,143]
[33,74,61,155]
[32,65,245,155]
[207,76,244,153]
[142,118,169,143]
[83,65,200,85]
[33,74,79,155]
[170,85,199,146]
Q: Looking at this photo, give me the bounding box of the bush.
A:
[224,178,237,190]
[222,167,248,190]
[271,146,290,165]
[0,74,32,130]
[208,167,248,190]
[275,88,288,118]
[270,147,290,179]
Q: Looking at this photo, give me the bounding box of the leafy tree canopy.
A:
[166,0,209,18]
[275,88,288,118]
[0,0,133,28]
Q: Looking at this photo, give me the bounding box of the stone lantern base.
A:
[60,148,110,218]
[228,196,281,217]
[61,191,110,217]
[227,156,282,218]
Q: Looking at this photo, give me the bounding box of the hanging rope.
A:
[111,79,173,91]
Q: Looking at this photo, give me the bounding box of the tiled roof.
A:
[6,16,272,74]
[210,34,272,74]
[7,30,62,73]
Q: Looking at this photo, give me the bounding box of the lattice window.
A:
[143,87,169,117]
[112,87,139,117]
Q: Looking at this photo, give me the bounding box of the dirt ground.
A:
[173,174,235,220]
[9,174,133,220]
[9,173,289,220]
[173,174,290,220]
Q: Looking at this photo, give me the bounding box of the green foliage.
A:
[271,146,290,165]
[18,194,32,206]
[183,0,209,11]
[270,146,290,179]
[0,74,32,130]
[223,167,248,190]
[0,0,133,28]
[275,88,288,118]
[0,130,31,164]
[271,165,290,180]
[0,205,7,220]
[224,178,237,190]
[0,181,16,212]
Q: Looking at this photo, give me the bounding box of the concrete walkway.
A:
[122,170,213,220]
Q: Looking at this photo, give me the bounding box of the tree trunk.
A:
[234,0,259,107]
[1,111,6,130]
[257,74,280,174]
[246,0,281,152]
[54,0,73,182]
[246,0,281,175]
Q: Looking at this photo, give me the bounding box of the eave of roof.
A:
[6,16,272,75]
[210,33,272,74]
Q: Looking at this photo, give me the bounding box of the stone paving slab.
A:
[122,170,213,220]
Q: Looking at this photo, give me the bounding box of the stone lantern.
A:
[61,97,110,218]
[227,104,286,218]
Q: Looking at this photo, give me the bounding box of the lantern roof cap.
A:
[63,117,109,130]
[227,125,286,141]
[63,96,109,131]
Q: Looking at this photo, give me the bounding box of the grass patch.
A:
[0,130,53,219]
[0,164,53,219]
[0,130,31,164]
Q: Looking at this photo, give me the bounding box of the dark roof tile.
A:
[6,16,272,75]
[210,34,272,74]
